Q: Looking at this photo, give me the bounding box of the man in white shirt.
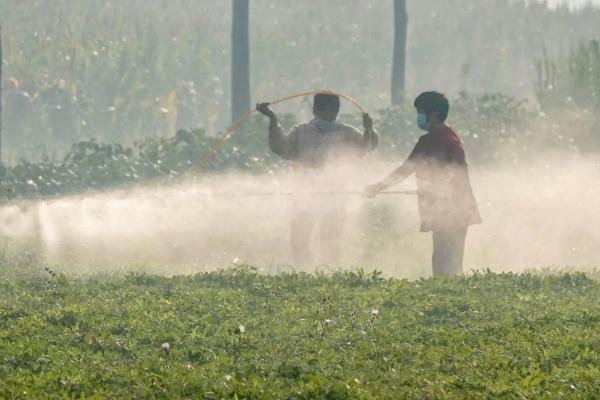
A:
[257,93,378,266]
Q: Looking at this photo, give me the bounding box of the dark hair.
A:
[414,91,449,122]
[313,93,341,114]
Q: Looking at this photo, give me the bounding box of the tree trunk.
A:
[231,0,250,122]
[391,0,408,106]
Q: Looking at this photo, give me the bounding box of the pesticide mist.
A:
[1,153,598,277]
[1,1,599,278]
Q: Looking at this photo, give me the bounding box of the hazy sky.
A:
[547,0,600,7]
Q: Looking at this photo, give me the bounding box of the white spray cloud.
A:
[1,154,599,277]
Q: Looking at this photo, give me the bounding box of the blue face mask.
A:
[314,117,337,132]
[416,113,428,130]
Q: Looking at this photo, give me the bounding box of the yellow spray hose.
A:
[196,90,367,172]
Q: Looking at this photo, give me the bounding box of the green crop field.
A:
[2,2,600,398]
[2,267,600,399]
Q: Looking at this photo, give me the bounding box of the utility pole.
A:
[391,0,408,106]
[231,0,251,122]
[0,26,3,164]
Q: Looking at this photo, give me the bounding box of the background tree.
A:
[231,0,251,122]
[391,0,408,105]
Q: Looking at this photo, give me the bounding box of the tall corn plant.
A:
[535,40,600,150]
[535,40,600,112]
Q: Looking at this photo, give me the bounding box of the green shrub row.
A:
[0,93,584,201]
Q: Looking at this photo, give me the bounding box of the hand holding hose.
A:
[256,102,276,120]
[363,182,386,198]
[256,102,278,129]
[362,113,374,130]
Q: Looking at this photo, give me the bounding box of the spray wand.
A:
[188,190,416,197]
[1,189,417,204]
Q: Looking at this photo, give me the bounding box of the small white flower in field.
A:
[371,309,379,316]
[26,179,38,191]
[161,342,170,354]
[232,257,241,265]
[225,374,232,381]
[324,319,333,324]
[229,325,246,335]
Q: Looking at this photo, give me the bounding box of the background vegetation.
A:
[0,87,589,201]
[1,0,600,160]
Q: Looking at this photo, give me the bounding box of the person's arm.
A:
[364,159,415,197]
[364,139,421,197]
[257,102,296,158]
[360,113,379,151]
[443,139,467,192]
[269,124,299,159]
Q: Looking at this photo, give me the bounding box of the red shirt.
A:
[406,125,481,232]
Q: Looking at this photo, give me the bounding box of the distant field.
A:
[1,268,600,399]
